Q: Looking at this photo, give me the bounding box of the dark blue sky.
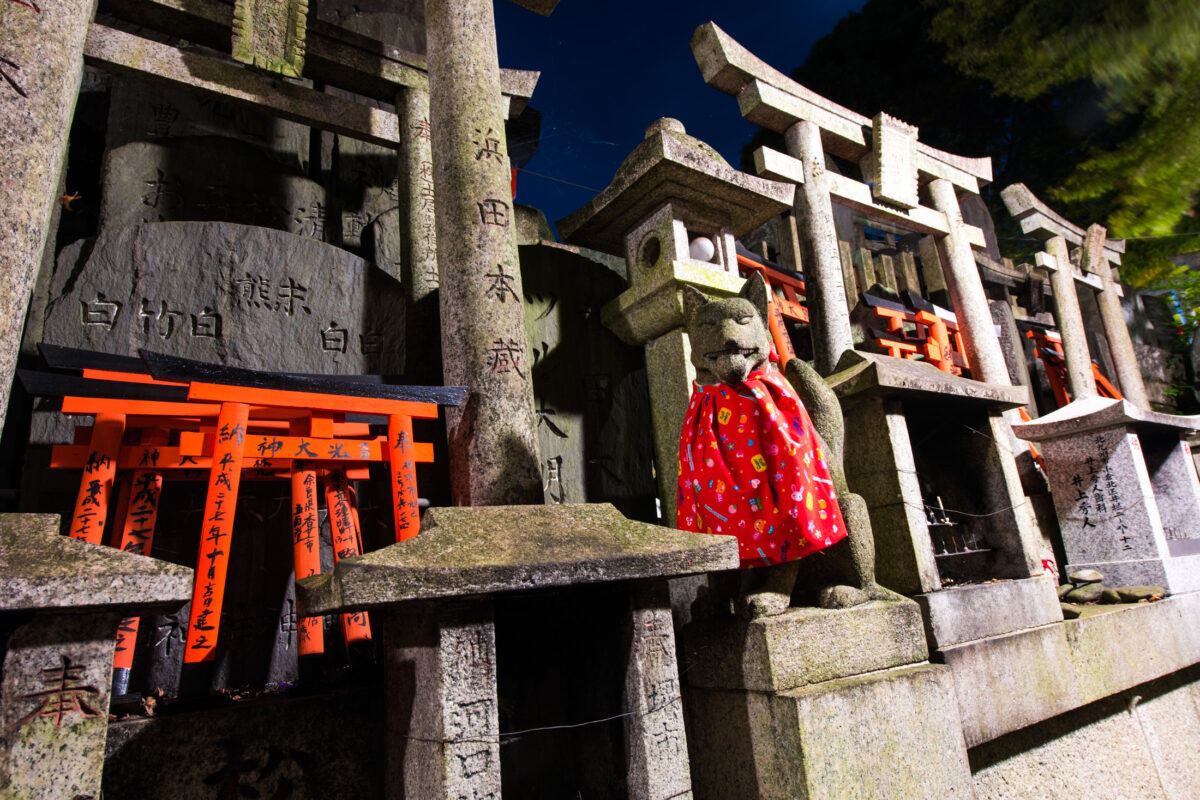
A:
[494,1,869,235]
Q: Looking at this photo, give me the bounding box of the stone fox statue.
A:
[678,272,885,614]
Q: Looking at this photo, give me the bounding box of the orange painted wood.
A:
[81,368,188,387]
[184,402,249,663]
[387,414,420,542]
[323,471,371,645]
[187,382,439,419]
[291,462,324,656]
[69,412,126,543]
[176,432,434,464]
[62,397,222,417]
[766,298,797,362]
[112,429,168,671]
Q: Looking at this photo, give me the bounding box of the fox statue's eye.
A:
[736,314,752,325]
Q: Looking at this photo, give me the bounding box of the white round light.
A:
[689,236,716,262]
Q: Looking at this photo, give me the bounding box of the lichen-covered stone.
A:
[1117,585,1166,602]
[0,513,193,613]
[1069,568,1105,585]
[296,503,738,614]
[1065,583,1105,604]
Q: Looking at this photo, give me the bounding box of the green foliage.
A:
[928,0,1200,239]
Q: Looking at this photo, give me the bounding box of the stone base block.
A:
[682,598,927,692]
[685,664,972,800]
[914,575,1063,651]
[942,592,1200,747]
[1067,553,1200,596]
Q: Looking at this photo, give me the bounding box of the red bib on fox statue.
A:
[677,357,847,568]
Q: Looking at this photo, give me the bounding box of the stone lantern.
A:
[558,117,793,522]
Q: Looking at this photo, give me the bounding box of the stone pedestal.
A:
[0,513,192,799]
[384,600,500,800]
[298,503,738,800]
[681,599,973,800]
[1013,397,1200,594]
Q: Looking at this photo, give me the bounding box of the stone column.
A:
[384,600,500,800]
[645,330,693,527]
[927,180,1011,387]
[398,85,442,384]
[1044,236,1098,400]
[425,0,542,505]
[623,581,692,800]
[0,0,97,434]
[1085,223,1149,409]
[785,120,854,376]
[1,612,121,799]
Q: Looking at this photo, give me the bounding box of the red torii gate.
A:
[21,346,464,684]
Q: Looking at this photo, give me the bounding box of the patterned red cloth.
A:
[676,364,847,567]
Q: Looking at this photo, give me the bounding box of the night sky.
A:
[493,0,869,236]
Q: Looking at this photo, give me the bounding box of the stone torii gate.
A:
[690,22,1059,650]
[1001,183,1149,409]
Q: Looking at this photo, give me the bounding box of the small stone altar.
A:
[1013,397,1200,594]
[0,513,193,800]
[297,502,738,800]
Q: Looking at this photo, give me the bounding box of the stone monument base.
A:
[681,598,927,693]
[1066,553,1200,596]
[684,663,972,800]
[914,575,1063,650]
[680,598,974,798]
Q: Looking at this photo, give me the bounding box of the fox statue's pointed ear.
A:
[740,271,770,321]
[681,284,709,323]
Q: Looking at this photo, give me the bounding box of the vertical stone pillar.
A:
[1085,223,1149,409]
[927,179,1011,387]
[1044,236,1098,400]
[0,0,97,433]
[1,612,121,799]
[785,120,854,376]
[645,329,693,526]
[623,580,691,800]
[425,0,541,505]
[398,85,442,384]
[384,600,500,800]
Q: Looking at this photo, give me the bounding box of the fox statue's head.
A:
[681,272,773,386]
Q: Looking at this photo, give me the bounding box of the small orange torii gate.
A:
[21,346,464,686]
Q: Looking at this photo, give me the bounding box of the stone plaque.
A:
[871,112,919,209]
[1039,426,1165,566]
[232,0,309,78]
[39,221,405,374]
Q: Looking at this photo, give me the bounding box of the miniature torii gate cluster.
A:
[20,345,462,687]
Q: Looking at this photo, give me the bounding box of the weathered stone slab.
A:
[297,503,739,613]
[682,598,927,693]
[686,664,972,800]
[829,349,1029,407]
[942,591,1200,747]
[913,575,1062,651]
[39,221,405,374]
[0,513,193,613]
[99,140,325,235]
